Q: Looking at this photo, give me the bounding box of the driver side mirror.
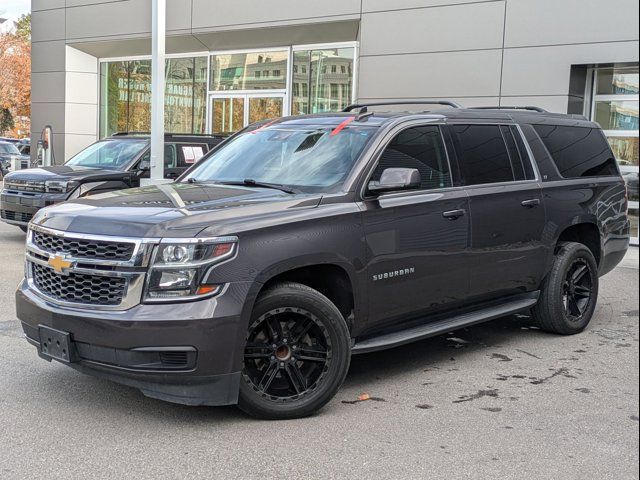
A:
[368,168,421,194]
[138,158,151,171]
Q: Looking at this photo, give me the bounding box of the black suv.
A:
[1,133,225,230]
[16,102,630,419]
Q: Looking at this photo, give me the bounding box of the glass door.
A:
[210,96,245,135]
[210,94,284,135]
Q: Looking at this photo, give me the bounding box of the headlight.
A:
[45,180,79,193]
[144,237,237,302]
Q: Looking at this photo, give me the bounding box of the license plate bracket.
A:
[38,325,78,363]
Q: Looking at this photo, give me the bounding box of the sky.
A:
[0,0,30,31]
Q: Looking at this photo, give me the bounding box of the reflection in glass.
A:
[209,51,288,91]
[622,170,639,202]
[292,48,354,115]
[100,57,207,138]
[193,57,208,134]
[100,61,129,137]
[127,60,152,133]
[628,207,639,241]
[596,66,639,95]
[606,136,639,167]
[248,97,283,124]
[211,97,245,135]
[595,101,639,131]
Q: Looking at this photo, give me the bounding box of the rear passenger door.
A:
[361,124,470,331]
[448,124,547,300]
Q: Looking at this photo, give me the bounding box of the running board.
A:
[351,293,539,355]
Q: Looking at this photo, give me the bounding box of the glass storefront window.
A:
[127,60,152,133]
[594,100,639,131]
[596,66,639,95]
[606,136,639,167]
[591,65,639,244]
[209,51,288,91]
[248,97,283,124]
[100,57,207,138]
[292,47,354,115]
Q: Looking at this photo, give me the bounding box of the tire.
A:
[238,282,351,420]
[532,241,599,335]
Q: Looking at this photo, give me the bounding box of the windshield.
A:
[182,123,377,192]
[66,139,147,170]
[0,143,20,155]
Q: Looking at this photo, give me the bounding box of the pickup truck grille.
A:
[3,180,46,193]
[1,209,33,224]
[32,230,136,261]
[32,263,127,306]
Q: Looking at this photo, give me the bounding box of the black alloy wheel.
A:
[238,282,351,420]
[243,307,332,401]
[562,259,593,320]
[532,241,599,335]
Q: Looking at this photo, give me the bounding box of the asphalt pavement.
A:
[0,219,638,480]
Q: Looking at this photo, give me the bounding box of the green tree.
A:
[14,13,31,42]
[0,108,15,135]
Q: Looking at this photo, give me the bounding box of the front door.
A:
[361,124,471,333]
[447,123,547,300]
[210,94,284,135]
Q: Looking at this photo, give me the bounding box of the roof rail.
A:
[342,100,463,112]
[110,131,150,136]
[468,106,548,113]
[110,132,227,137]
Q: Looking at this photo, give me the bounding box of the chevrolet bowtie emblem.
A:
[48,255,74,274]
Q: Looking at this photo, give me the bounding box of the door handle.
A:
[442,209,466,220]
[521,198,540,208]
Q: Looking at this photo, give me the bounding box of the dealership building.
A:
[30,0,639,241]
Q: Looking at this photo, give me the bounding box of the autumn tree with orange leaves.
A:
[0,14,31,137]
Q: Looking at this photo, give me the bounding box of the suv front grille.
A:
[32,230,136,261]
[3,180,46,193]
[32,263,127,306]
[1,209,33,223]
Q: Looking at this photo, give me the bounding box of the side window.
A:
[164,144,177,168]
[371,125,452,190]
[176,143,208,167]
[451,124,515,185]
[501,126,525,180]
[500,125,536,181]
[510,125,536,180]
[533,125,619,178]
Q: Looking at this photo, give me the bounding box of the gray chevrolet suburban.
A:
[16,102,630,419]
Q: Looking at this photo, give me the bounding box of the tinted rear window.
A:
[451,125,515,185]
[533,125,618,178]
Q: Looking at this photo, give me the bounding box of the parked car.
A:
[1,133,226,230]
[0,141,22,178]
[16,103,630,419]
[0,136,22,145]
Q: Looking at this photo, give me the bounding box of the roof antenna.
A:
[355,106,373,122]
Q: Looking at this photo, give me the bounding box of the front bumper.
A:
[16,279,253,406]
[1,190,69,225]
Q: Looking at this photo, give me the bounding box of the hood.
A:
[5,165,128,182]
[32,182,323,238]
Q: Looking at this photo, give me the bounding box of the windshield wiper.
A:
[218,179,299,194]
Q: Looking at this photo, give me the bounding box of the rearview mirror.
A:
[368,168,421,194]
